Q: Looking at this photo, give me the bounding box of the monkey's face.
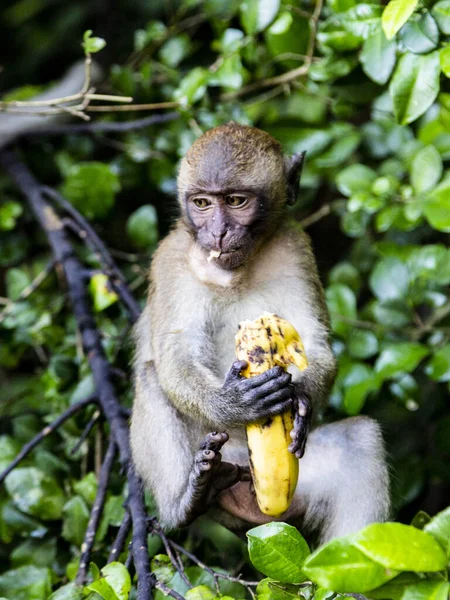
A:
[185,191,267,270]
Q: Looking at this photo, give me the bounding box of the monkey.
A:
[130,122,390,545]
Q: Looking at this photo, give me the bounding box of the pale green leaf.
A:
[382,0,419,39]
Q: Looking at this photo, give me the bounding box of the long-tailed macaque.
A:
[130,123,390,545]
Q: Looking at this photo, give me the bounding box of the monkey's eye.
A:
[193,197,211,209]
[225,195,248,208]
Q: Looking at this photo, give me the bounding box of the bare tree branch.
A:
[77,440,118,585]
[0,395,97,484]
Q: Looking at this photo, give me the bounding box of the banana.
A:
[235,312,308,517]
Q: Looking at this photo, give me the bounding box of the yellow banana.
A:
[235,312,308,517]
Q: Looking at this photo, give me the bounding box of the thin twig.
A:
[0,395,97,484]
[71,409,102,455]
[299,204,331,229]
[77,440,117,585]
[149,519,192,588]
[155,580,186,600]
[221,0,323,101]
[169,540,259,592]
[22,112,179,137]
[87,101,180,112]
[108,509,132,563]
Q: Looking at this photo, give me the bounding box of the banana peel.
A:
[235,312,308,517]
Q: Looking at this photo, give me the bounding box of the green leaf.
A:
[432,0,450,34]
[328,262,361,293]
[0,201,23,231]
[89,273,118,312]
[353,522,447,571]
[74,472,98,505]
[61,162,120,220]
[369,257,410,301]
[382,0,419,40]
[342,4,383,39]
[127,204,159,248]
[348,330,379,359]
[159,34,193,68]
[0,436,21,472]
[82,30,106,54]
[267,127,332,156]
[49,582,83,600]
[341,363,379,415]
[375,343,428,379]
[86,562,131,600]
[360,28,397,85]
[410,145,443,194]
[389,52,441,125]
[240,0,280,34]
[266,13,309,64]
[425,344,450,382]
[423,180,450,232]
[440,46,450,77]
[0,566,52,600]
[247,522,310,583]
[368,573,422,600]
[6,268,30,301]
[62,496,90,546]
[402,581,450,600]
[173,67,209,106]
[399,13,439,55]
[302,535,397,593]
[336,164,377,197]
[5,467,66,520]
[185,586,216,600]
[424,506,450,555]
[208,55,246,89]
[326,284,357,338]
[151,555,176,584]
[256,578,300,600]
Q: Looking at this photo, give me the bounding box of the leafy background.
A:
[0,0,449,598]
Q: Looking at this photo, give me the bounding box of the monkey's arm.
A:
[286,231,337,456]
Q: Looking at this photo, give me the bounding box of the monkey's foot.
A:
[182,432,249,525]
[288,392,311,459]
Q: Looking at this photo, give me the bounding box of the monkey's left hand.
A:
[288,387,311,459]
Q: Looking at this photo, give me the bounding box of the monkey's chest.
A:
[211,290,288,379]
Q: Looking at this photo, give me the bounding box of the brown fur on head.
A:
[177,122,305,270]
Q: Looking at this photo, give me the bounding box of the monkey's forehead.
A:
[178,124,285,194]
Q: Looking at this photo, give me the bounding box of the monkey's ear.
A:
[285,151,306,206]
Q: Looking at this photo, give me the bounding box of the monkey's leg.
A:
[178,432,250,526]
[292,416,390,545]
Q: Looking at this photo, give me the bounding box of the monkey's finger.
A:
[242,366,285,389]
[260,395,293,417]
[200,431,228,450]
[225,361,248,382]
[259,386,292,407]
[248,373,292,399]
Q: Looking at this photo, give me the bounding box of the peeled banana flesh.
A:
[235,312,308,517]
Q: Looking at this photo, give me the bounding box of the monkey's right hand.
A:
[214,360,293,426]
